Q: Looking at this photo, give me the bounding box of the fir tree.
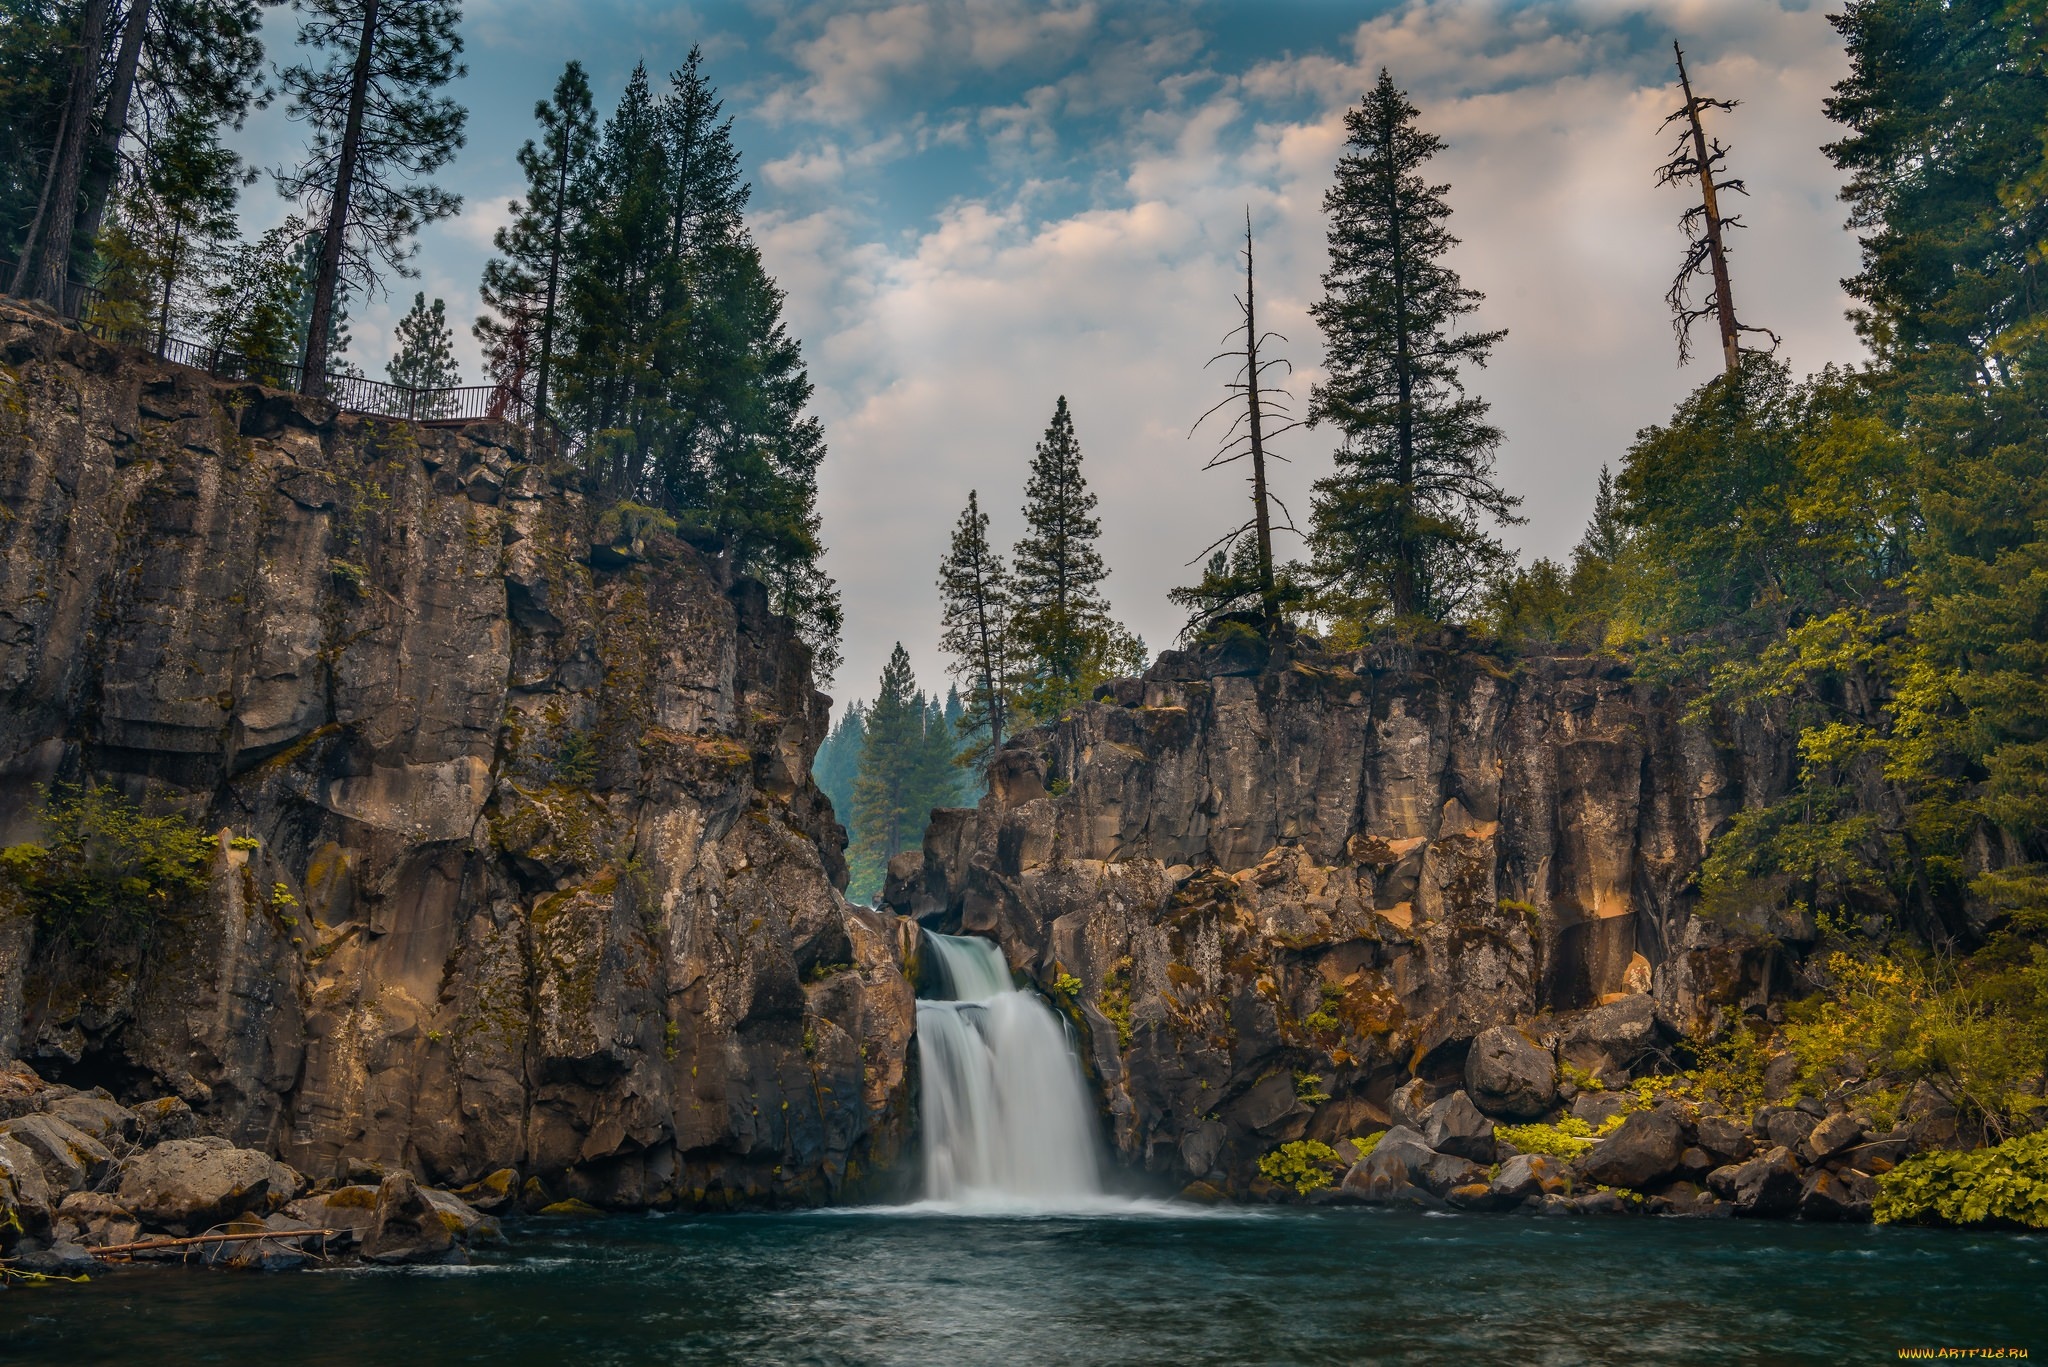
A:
[275,0,467,395]
[288,230,355,375]
[848,644,928,902]
[1010,396,1138,721]
[1306,69,1521,625]
[387,291,458,412]
[475,59,595,429]
[204,223,304,386]
[936,489,1012,773]
[812,700,866,831]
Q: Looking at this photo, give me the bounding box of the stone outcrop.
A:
[909,631,1797,1190]
[0,301,912,1208]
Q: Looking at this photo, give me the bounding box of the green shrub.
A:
[1258,1140,1345,1196]
[1293,1070,1331,1105]
[0,783,215,942]
[1495,1113,1623,1159]
[1874,1131,2048,1229]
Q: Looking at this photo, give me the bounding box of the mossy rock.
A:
[537,1197,605,1218]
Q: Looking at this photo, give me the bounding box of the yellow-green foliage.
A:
[1258,1140,1345,1196]
[1293,1070,1331,1105]
[0,783,214,941]
[1874,1131,2048,1229]
[1100,959,1134,1048]
[1496,1112,1624,1159]
[1559,1062,1605,1093]
[1051,972,1082,998]
[1350,1131,1384,1161]
[1784,946,2048,1136]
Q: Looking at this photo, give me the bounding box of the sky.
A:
[229,0,1867,704]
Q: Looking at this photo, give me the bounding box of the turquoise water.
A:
[3,1207,2042,1365]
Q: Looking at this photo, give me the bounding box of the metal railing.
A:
[4,260,532,429]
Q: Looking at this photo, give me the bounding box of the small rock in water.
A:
[361,1170,463,1265]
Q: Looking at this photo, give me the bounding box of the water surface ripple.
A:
[5,1208,2042,1365]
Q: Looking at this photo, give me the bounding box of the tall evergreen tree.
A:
[1009,396,1139,721]
[848,644,928,903]
[474,59,595,430]
[1306,69,1520,625]
[812,700,866,831]
[387,290,457,410]
[203,222,304,385]
[936,489,1012,772]
[275,0,467,395]
[557,51,840,678]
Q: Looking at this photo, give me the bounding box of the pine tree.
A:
[387,291,458,412]
[1306,69,1521,625]
[275,0,467,395]
[848,644,927,903]
[475,59,595,430]
[812,700,866,830]
[936,489,1012,772]
[1010,396,1137,722]
[122,105,242,346]
[203,222,304,386]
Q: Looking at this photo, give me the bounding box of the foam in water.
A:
[915,932,1104,1210]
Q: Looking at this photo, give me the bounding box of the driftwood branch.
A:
[86,1228,342,1258]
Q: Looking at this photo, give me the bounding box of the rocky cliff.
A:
[902,631,1802,1191]
[0,301,913,1208]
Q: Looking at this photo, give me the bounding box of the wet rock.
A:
[1837,1132,1915,1174]
[451,1167,519,1214]
[1489,1152,1570,1204]
[1340,1125,1437,1202]
[1728,1146,1804,1218]
[284,1183,380,1246]
[1176,1180,1227,1204]
[1446,1181,1507,1211]
[0,1113,114,1193]
[361,1170,462,1265]
[116,1137,304,1234]
[1803,1112,1865,1162]
[1465,1027,1556,1119]
[1694,1114,1755,1165]
[422,1186,499,1243]
[11,1236,96,1275]
[1420,1091,1496,1163]
[1570,1189,1632,1216]
[1798,1168,1876,1223]
[1577,1108,1687,1190]
[1675,1146,1716,1182]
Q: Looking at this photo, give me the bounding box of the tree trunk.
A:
[302,0,381,397]
[1242,213,1276,618]
[76,0,153,265]
[30,0,114,310]
[1384,101,1417,619]
[8,100,68,297]
[1675,43,1742,375]
[535,133,568,431]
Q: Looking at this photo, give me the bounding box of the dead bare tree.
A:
[1658,41,1777,371]
[1184,210,1303,628]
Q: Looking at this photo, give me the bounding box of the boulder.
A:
[423,1186,500,1243]
[209,1214,316,1271]
[0,1133,54,1238]
[55,1191,141,1248]
[1675,1146,1716,1182]
[1694,1114,1755,1165]
[1837,1132,1915,1174]
[41,1093,137,1145]
[1388,1078,1434,1131]
[1340,1125,1437,1203]
[361,1170,462,1265]
[1414,1150,1490,1198]
[1803,1112,1865,1162]
[116,1136,304,1234]
[1570,1189,1632,1216]
[0,1113,114,1193]
[11,1237,96,1275]
[1764,1109,1816,1154]
[284,1183,381,1246]
[0,1059,49,1122]
[1555,994,1660,1079]
[1729,1146,1803,1218]
[1489,1152,1570,1204]
[130,1097,198,1145]
[1706,1163,1743,1200]
[1577,1107,1687,1190]
[1798,1168,1876,1223]
[1420,1091,1496,1163]
[1464,1027,1556,1119]
[1446,1181,1508,1211]
[451,1167,519,1214]
[1570,1091,1628,1129]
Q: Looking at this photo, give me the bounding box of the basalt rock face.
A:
[0,302,913,1207]
[909,633,1797,1191]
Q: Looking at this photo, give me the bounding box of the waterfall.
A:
[915,932,1103,1208]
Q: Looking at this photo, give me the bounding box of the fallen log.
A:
[86,1228,341,1258]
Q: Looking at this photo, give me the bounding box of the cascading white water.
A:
[915,932,1103,1208]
